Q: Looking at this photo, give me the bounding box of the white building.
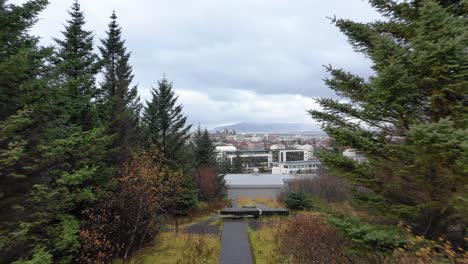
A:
[270,143,285,150]
[343,148,367,163]
[272,160,321,174]
[295,144,314,159]
[225,150,272,169]
[273,149,312,163]
[215,145,237,160]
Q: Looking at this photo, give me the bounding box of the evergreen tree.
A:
[218,157,232,174]
[285,190,313,210]
[142,77,193,171]
[192,126,217,168]
[99,11,141,164]
[53,0,100,129]
[232,150,243,173]
[309,0,467,240]
[19,2,114,262]
[142,76,198,213]
[0,1,53,262]
[192,126,225,200]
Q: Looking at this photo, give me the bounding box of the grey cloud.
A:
[12,0,381,126]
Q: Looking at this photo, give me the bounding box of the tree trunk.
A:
[124,200,143,261]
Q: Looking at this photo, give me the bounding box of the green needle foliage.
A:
[192,126,217,168]
[142,76,198,218]
[53,0,100,130]
[142,77,193,171]
[232,150,243,173]
[98,11,142,165]
[309,0,467,241]
[285,190,313,210]
[0,1,52,262]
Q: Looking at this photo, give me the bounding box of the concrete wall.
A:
[227,187,283,200]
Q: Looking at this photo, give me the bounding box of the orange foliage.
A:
[279,214,350,264]
[196,166,223,201]
[77,151,185,263]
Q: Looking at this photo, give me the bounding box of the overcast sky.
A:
[14,0,381,128]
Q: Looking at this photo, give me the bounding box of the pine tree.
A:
[285,190,313,210]
[218,157,233,174]
[309,0,467,240]
[232,150,243,173]
[0,1,53,262]
[192,126,217,168]
[192,126,225,200]
[99,11,141,164]
[18,2,114,262]
[142,77,193,170]
[142,76,198,214]
[53,0,100,129]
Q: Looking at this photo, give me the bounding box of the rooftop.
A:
[224,174,285,187]
[272,160,321,165]
[224,173,313,187]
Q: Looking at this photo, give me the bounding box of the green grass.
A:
[115,232,220,264]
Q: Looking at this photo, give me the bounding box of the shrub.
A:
[195,166,225,201]
[279,214,349,264]
[387,234,468,264]
[290,174,350,203]
[77,151,185,263]
[327,217,408,250]
[284,190,313,210]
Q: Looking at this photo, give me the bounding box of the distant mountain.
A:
[211,122,323,134]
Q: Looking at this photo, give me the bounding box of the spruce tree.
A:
[0,1,53,262]
[192,126,225,200]
[142,77,193,170]
[309,0,467,240]
[192,126,217,168]
[99,11,141,164]
[142,76,198,213]
[53,0,100,129]
[232,150,243,173]
[19,2,114,262]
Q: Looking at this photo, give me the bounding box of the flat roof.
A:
[224,174,285,187]
[272,160,321,164]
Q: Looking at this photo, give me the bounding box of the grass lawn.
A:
[236,196,285,208]
[254,197,285,208]
[248,220,291,264]
[236,196,256,207]
[116,232,220,264]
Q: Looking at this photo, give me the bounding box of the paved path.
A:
[220,220,253,264]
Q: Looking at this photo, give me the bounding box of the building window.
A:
[285,151,305,161]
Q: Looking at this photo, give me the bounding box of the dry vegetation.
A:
[255,197,285,208]
[236,196,285,208]
[236,196,256,207]
[116,232,220,264]
[249,173,467,264]
[249,214,349,264]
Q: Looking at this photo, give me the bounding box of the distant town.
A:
[210,127,365,174]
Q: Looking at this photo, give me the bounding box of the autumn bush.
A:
[195,166,225,201]
[386,231,468,264]
[290,174,350,203]
[278,214,350,264]
[77,151,185,263]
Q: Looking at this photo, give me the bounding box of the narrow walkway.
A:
[220,220,253,264]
